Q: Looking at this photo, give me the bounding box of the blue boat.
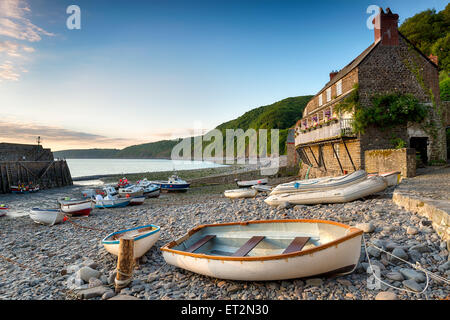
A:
[94,197,130,209]
[151,175,190,192]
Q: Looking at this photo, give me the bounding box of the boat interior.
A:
[171,221,351,257]
[110,226,157,240]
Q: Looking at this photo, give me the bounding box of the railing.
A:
[295,118,355,145]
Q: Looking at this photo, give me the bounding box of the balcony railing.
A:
[295,118,355,145]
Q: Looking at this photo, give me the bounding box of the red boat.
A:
[58,198,94,217]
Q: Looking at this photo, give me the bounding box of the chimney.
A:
[428,54,438,66]
[373,7,399,46]
[329,71,339,81]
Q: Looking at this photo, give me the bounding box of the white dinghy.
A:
[236,178,268,188]
[270,170,367,195]
[224,188,258,199]
[161,219,363,281]
[265,176,388,207]
[30,208,66,226]
[368,171,401,186]
[251,184,273,193]
[102,224,161,259]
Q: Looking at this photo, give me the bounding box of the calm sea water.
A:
[66,158,227,178]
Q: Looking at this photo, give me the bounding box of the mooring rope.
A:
[64,214,108,233]
[0,253,43,277]
[363,235,450,295]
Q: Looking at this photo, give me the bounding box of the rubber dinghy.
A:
[102,224,161,259]
[161,219,363,281]
[270,170,367,195]
[224,188,258,199]
[265,176,387,207]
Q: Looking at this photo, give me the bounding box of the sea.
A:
[66,158,227,179]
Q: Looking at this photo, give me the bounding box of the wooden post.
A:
[115,237,134,293]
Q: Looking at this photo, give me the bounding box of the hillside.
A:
[54,95,312,159]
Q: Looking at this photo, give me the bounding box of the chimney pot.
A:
[373,7,399,46]
[329,71,339,81]
[428,54,438,66]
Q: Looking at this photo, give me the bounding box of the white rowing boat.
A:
[236,178,268,188]
[224,188,258,199]
[265,176,388,206]
[29,208,66,226]
[161,219,363,281]
[251,184,273,193]
[118,185,144,197]
[270,170,367,195]
[58,198,94,216]
[368,171,401,186]
[102,224,161,259]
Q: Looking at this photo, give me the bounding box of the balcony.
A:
[295,118,355,146]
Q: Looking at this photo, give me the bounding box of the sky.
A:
[0,0,447,151]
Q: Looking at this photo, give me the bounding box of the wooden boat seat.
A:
[282,237,311,254]
[185,235,216,253]
[232,236,265,257]
[111,227,156,240]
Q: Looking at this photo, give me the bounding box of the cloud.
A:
[0,0,53,81]
[0,120,144,150]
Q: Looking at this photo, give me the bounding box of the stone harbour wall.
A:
[364,148,416,178]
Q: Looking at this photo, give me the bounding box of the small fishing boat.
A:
[224,188,258,199]
[116,177,130,189]
[151,175,190,191]
[236,178,268,188]
[252,184,273,193]
[270,170,367,195]
[0,204,8,217]
[10,185,28,194]
[161,219,363,281]
[58,198,94,217]
[137,178,152,188]
[103,186,118,197]
[368,171,401,186]
[81,189,105,198]
[102,224,161,259]
[118,185,144,198]
[143,184,161,198]
[265,176,388,207]
[29,208,66,226]
[94,195,130,209]
[129,196,146,206]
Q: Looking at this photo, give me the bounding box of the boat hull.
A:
[102,225,161,259]
[129,196,146,206]
[224,188,258,199]
[29,208,65,226]
[236,178,268,188]
[265,176,388,206]
[59,199,94,216]
[144,188,161,198]
[95,198,130,209]
[161,219,362,281]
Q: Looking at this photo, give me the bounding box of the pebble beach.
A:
[0,171,449,301]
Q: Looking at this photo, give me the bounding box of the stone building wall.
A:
[0,143,54,161]
[364,148,416,178]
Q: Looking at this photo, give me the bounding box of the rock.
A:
[227,284,241,293]
[83,260,98,270]
[355,222,375,233]
[277,202,293,210]
[294,205,306,211]
[336,279,352,286]
[88,278,103,288]
[108,294,141,300]
[305,278,323,287]
[217,281,227,288]
[367,246,381,258]
[77,266,101,282]
[399,268,426,283]
[406,227,418,235]
[77,286,109,299]
[385,241,400,251]
[66,264,81,274]
[438,261,450,273]
[408,250,422,263]
[101,290,116,300]
[375,291,398,300]
[402,280,423,292]
[390,248,408,262]
[385,271,404,281]
[100,275,108,285]
[108,271,117,285]
[409,244,430,254]
[420,219,432,227]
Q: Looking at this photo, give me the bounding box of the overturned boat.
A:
[224,188,258,199]
[102,224,161,259]
[265,176,387,207]
[161,219,363,281]
[270,170,367,195]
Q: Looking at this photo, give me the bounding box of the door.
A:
[410,137,428,165]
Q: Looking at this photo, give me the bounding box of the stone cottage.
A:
[293,8,447,178]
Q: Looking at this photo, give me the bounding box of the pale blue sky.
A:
[0,0,446,150]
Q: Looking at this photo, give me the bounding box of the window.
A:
[318,94,323,106]
[326,88,331,102]
[336,80,342,96]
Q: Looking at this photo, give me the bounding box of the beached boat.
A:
[151,175,190,191]
[58,198,94,217]
[116,177,130,189]
[368,171,401,186]
[94,196,130,209]
[81,189,106,198]
[236,178,268,188]
[103,186,118,196]
[143,184,161,198]
[270,170,367,195]
[29,208,66,226]
[129,196,146,206]
[224,188,258,199]
[0,204,8,217]
[102,224,161,259]
[252,184,273,193]
[161,219,363,281]
[118,185,144,198]
[265,176,388,206]
[10,184,39,194]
